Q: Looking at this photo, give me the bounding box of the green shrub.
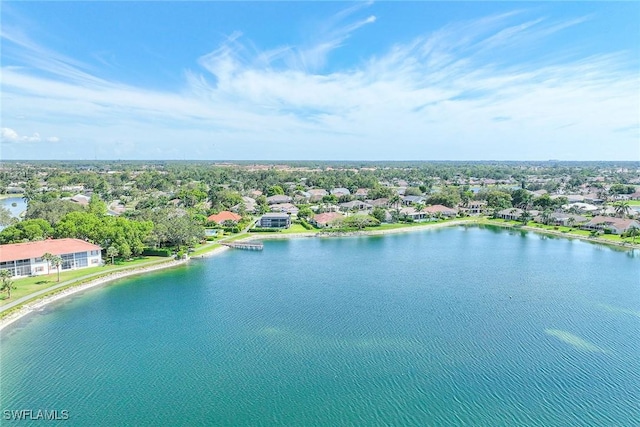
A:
[299,219,314,230]
[142,248,172,257]
[249,227,282,232]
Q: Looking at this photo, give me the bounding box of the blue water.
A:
[1,226,639,426]
[0,197,26,218]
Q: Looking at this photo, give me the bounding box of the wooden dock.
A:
[221,241,264,251]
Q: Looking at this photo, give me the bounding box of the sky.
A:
[1,1,638,161]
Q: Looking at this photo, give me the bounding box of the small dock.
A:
[221,241,264,251]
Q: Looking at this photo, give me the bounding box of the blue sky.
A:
[1,1,638,161]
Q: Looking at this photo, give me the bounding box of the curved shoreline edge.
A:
[0,246,229,331]
[1,220,636,331]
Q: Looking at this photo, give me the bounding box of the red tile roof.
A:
[0,238,102,262]
[313,212,344,225]
[207,211,242,224]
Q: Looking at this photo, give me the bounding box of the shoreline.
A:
[1,221,636,330]
[242,219,639,250]
[0,245,231,331]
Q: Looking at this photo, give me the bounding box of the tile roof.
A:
[0,238,102,263]
[207,211,242,223]
[313,212,344,224]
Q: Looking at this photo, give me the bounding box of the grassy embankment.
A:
[478,217,639,245]
[0,256,172,306]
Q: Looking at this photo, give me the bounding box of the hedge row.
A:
[142,248,173,257]
[249,227,282,233]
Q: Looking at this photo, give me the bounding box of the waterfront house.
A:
[0,238,102,278]
[259,213,291,229]
[311,212,344,228]
[496,208,540,221]
[423,205,458,218]
[536,212,588,226]
[582,216,640,235]
[461,201,487,216]
[399,207,425,221]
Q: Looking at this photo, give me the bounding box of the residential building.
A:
[462,201,487,215]
[497,208,538,221]
[536,212,588,226]
[311,212,344,228]
[270,203,299,216]
[0,238,102,278]
[354,188,369,199]
[402,195,425,206]
[207,211,242,224]
[339,200,373,212]
[582,216,640,234]
[259,213,291,228]
[266,195,293,205]
[423,205,458,217]
[330,188,351,196]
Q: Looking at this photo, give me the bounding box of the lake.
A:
[0,196,26,218]
[1,226,638,426]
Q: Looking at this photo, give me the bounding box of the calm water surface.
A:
[1,226,639,426]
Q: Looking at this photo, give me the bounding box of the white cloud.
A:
[0,127,58,144]
[1,127,19,142]
[0,7,638,160]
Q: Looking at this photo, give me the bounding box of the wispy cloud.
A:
[1,6,637,160]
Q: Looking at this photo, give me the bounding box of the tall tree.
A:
[106,246,119,264]
[613,201,630,218]
[42,252,54,275]
[0,269,14,299]
[50,255,63,282]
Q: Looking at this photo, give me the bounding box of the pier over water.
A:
[220,241,264,251]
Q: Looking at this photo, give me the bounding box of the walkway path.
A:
[0,258,172,315]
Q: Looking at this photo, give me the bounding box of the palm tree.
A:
[613,201,630,218]
[0,269,14,299]
[389,194,402,216]
[42,252,54,275]
[541,209,552,225]
[50,255,63,282]
[519,210,532,225]
[567,216,576,229]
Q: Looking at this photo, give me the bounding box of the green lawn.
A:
[0,256,168,306]
[189,242,222,257]
[280,223,312,234]
[627,200,640,206]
